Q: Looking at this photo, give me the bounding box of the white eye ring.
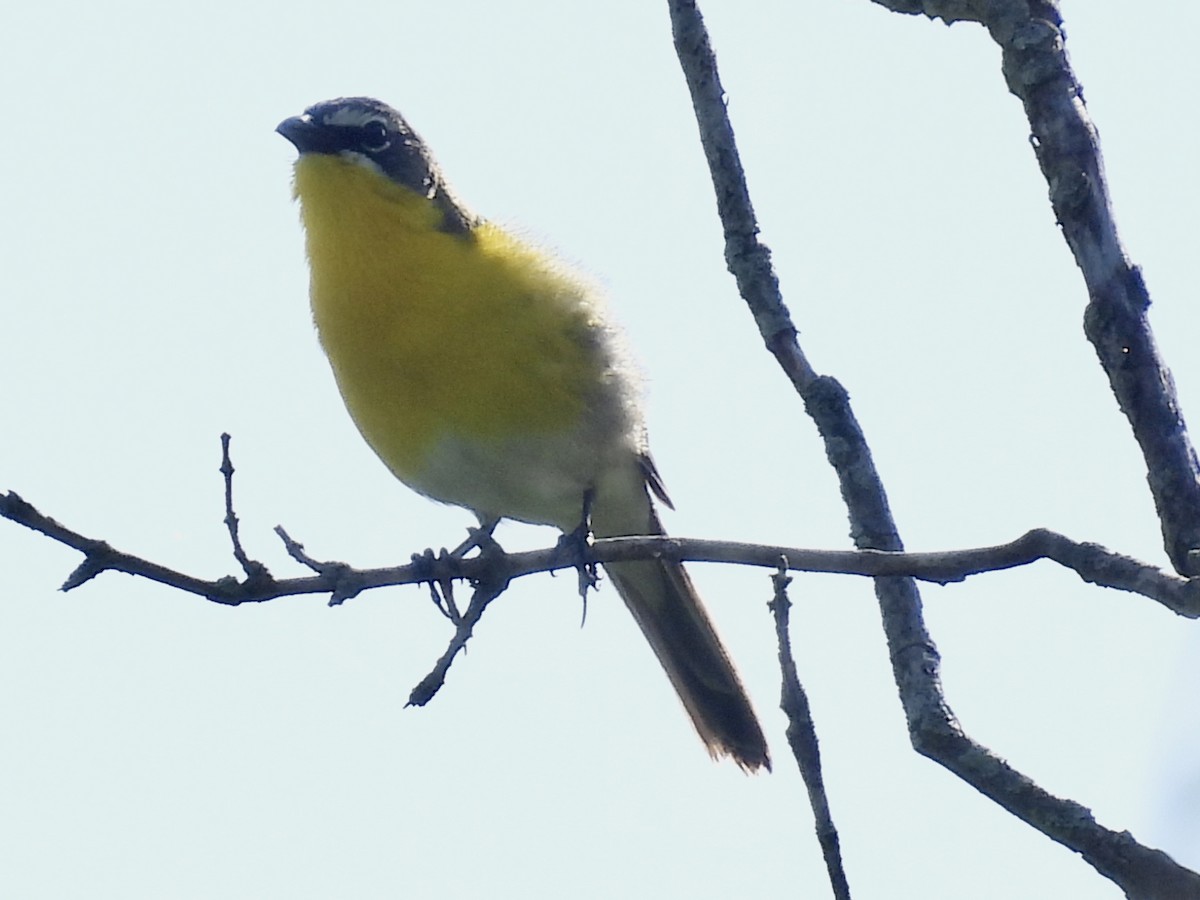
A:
[361,120,391,152]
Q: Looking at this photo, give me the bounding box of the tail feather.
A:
[597,503,770,771]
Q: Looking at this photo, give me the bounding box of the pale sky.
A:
[2,2,1197,897]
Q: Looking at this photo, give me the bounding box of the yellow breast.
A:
[292,154,605,486]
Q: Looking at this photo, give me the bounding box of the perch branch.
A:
[3,491,1199,613]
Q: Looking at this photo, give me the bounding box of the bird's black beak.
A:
[276,114,331,154]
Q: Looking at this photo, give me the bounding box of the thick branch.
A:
[666,0,1198,896]
[871,1,1200,579]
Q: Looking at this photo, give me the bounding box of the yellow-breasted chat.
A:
[277,97,769,770]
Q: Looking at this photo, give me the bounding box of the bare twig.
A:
[2,490,238,598]
[665,0,1200,895]
[770,561,851,900]
[406,572,511,708]
[220,433,271,584]
[273,525,368,605]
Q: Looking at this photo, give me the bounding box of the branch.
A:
[5,490,1199,613]
[406,568,511,708]
[665,0,1200,896]
[5,491,1200,896]
[871,1,1200,579]
[219,432,271,584]
[770,565,851,900]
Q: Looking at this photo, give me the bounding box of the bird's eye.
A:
[360,120,390,152]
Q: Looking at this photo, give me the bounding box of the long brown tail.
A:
[596,503,770,771]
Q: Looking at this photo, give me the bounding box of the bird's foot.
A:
[413,520,511,623]
[410,547,463,623]
[554,494,600,624]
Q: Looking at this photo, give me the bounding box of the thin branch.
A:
[406,573,510,708]
[219,432,270,583]
[665,0,1200,896]
[274,525,383,606]
[3,490,235,598]
[4,490,1199,613]
[770,563,851,900]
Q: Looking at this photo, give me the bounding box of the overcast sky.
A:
[2,2,1197,897]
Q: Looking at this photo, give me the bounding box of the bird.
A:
[277,97,770,770]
